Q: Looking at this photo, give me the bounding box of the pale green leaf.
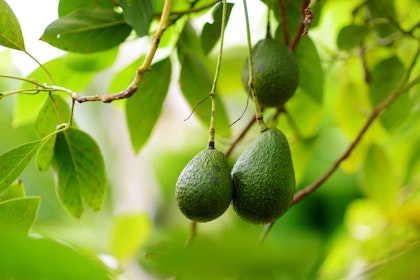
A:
[58,0,115,17]
[337,24,370,50]
[63,47,119,72]
[0,180,25,202]
[41,9,132,53]
[0,0,25,50]
[0,197,40,232]
[120,0,154,37]
[0,140,42,194]
[110,212,151,261]
[53,128,106,218]
[126,58,171,153]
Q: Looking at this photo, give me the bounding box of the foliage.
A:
[0,0,420,279]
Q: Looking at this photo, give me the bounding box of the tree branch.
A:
[290,0,311,52]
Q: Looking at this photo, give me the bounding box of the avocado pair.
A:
[175,128,295,224]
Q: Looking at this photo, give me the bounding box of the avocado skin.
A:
[176,149,233,222]
[242,38,299,108]
[232,128,295,224]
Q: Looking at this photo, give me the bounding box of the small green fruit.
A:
[176,148,233,222]
[242,38,299,108]
[232,128,295,224]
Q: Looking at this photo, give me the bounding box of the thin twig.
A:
[259,74,420,242]
[185,221,197,247]
[290,0,311,52]
[225,115,255,158]
[278,0,289,45]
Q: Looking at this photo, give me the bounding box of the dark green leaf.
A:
[295,36,324,104]
[35,95,71,171]
[0,140,42,194]
[126,58,171,153]
[0,0,25,50]
[179,53,231,138]
[0,197,40,232]
[41,9,132,53]
[58,0,115,17]
[0,180,25,202]
[337,24,370,50]
[0,226,112,279]
[53,128,106,218]
[120,0,154,37]
[367,0,399,40]
[201,2,234,55]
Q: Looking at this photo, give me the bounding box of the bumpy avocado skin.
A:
[232,128,295,224]
[242,38,299,108]
[176,149,233,222]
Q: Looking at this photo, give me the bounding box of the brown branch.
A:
[259,74,420,242]
[290,0,311,52]
[278,0,289,45]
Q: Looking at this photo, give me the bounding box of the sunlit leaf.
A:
[0,226,112,279]
[53,128,106,218]
[110,212,151,261]
[63,47,119,72]
[179,52,231,138]
[0,180,25,202]
[120,0,154,37]
[0,140,42,194]
[360,144,398,212]
[0,0,25,50]
[0,197,40,232]
[126,58,171,153]
[41,9,132,53]
[295,36,324,104]
[109,55,145,93]
[201,2,234,55]
[337,24,370,50]
[58,0,115,17]
[35,95,71,171]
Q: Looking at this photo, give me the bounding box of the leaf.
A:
[40,8,132,53]
[58,0,115,17]
[53,128,106,218]
[0,140,42,194]
[0,180,25,202]
[0,226,112,280]
[63,47,119,72]
[120,0,154,38]
[35,95,71,171]
[126,58,171,153]
[201,2,234,55]
[0,197,40,232]
[369,56,409,131]
[0,0,25,50]
[109,55,145,93]
[110,212,151,261]
[337,24,370,50]
[360,144,398,212]
[179,53,231,138]
[295,36,324,104]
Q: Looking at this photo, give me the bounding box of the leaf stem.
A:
[23,50,55,84]
[259,74,420,242]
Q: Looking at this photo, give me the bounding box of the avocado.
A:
[176,148,233,222]
[231,128,295,224]
[242,38,299,108]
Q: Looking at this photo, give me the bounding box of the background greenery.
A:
[0,0,419,279]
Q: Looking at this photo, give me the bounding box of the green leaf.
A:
[58,0,115,17]
[360,144,398,212]
[0,0,25,50]
[35,95,71,171]
[41,8,132,53]
[109,55,145,93]
[63,47,119,72]
[0,197,40,232]
[201,2,234,55]
[126,58,171,153]
[110,212,151,261]
[53,128,106,218]
[337,24,370,50]
[369,56,409,131]
[0,140,42,194]
[120,0,154,37]
[295,36,324,104]
[0,226,112,280]
[179,53,231,138]
[0,180,25,202]
[13,56,93,127]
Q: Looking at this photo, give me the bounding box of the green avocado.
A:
[231,128,295,224]
[242,38,299,108]
[176,148,233,222]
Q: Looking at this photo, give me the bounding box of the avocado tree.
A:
[0,0,419,279]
